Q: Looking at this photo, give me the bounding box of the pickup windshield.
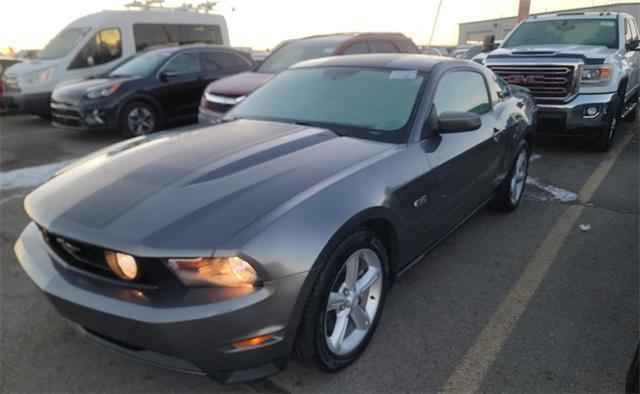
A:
[230,67,425,143]
[38,27,91,59]
[503,19,618,49]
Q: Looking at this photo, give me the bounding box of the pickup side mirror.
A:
[159,70,178,81]
[436,111,482,134]
[626,39,640,51]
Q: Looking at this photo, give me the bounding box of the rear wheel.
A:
[121,101,158,138]
[296,229,388,372]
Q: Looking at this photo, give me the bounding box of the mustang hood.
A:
[487,44,616,64]
[25,120,392,256]
[205,72,275,97]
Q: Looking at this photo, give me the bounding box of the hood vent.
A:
[511,51,557,56]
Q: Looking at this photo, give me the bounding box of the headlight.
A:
[105,251,138,280]
[23,66,56,84]
[581,66,611,82]
[86,83,121,99]
[166,256,259,287]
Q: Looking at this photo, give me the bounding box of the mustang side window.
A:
[433,71,491,115]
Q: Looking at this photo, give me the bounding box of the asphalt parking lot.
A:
[0,114,638,393]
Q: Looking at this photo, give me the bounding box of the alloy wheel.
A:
[509,149,528,205]
[127,107,155,135]
[324,248,383,356]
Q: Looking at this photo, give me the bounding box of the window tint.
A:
[163,52,201,75]
[200,51,249,71]
[368,41,398,53]
[69,28,122,69]
[133,24,223,51]
[433,71,490,115]
[38,27,90,60]
[504,19,618,49]
[344,42,369,55]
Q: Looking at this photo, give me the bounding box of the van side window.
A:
[69,28,122,69]
[133,24,223,51]
[433,71,491,115]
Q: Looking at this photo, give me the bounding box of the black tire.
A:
[593,102,619,152]
[295,229,388,372]
[491,141,530,213]
[120,101,158,138]
[623,91,638,122]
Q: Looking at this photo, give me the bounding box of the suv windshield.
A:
[109,51,172,77]
[229,67,425,142]
[504,19,618,49]
[38,27,91,59]
[257,39,343,74]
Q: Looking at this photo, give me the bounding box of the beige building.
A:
[458,2,640,45]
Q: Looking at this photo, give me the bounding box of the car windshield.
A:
[108,51,172,77]
[38,27,91,59]
[257,39,343,74]
[229,67,425,142]
[503,19,618,49]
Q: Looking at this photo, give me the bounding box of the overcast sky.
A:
[0,0,631,51]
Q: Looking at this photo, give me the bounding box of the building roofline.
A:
[458,1,639,25]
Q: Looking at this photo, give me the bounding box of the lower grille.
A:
[204,100,234,113]
[488,64,577,100]
[52,107,83,127]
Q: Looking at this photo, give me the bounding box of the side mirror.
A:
[626,39,640,51]
[436,111,482,134]
[160,70,178,81]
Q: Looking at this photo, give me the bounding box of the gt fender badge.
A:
[414,195,428,208]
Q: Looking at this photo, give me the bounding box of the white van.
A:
[2,10,229,116]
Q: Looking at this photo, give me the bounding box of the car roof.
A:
[290,54,471,72]
[528,11,622,21]
[142,44,240,54]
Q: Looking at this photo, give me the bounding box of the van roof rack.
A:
[124,0,219,13]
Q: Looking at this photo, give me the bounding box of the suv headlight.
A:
[581,66,611,82]
[166,256,259,287]
[86,83,121,99]
[23,66,56,84]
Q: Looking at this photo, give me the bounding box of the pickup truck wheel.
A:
[296,229,388,372]
[593,104,619,152]
[491,142,530,213]
[622,91,638,122]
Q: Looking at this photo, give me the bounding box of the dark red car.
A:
[198,32,419,123]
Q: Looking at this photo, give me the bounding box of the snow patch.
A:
[525,176,578,202]
[0,160,74,190]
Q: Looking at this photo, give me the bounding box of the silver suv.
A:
[485,11,640,151]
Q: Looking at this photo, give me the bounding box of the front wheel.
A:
[296,230,388,372]
[593,102,619,152]
[491,142,530,213]
[121,102,158,138]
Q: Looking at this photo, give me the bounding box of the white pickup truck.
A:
[485,11,640,151]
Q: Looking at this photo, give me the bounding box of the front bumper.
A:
[14,222,307,383]
[198,106,225,125]
[535,93,617,137]
[50,98,118,131]
[3,91,51,115]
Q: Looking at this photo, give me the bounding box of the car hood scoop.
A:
[25,119,391,256]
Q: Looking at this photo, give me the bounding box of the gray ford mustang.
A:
[15,54,536,383]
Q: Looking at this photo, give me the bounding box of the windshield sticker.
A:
[389,70,418,80]
[323,47,335,54]
[601,21,615,26]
